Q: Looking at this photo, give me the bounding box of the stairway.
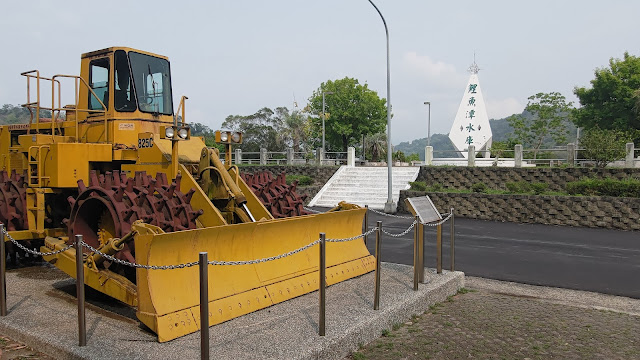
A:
[308,166,420,210]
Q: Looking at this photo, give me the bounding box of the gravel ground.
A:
[349,281,640,360]
[0,335,53,360]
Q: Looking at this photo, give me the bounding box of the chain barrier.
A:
[381,220,418,237]
[368,207,414,219]
[326,227,378,243]
[80,241,200,270]
[2,211,450,269]
[423,212,453,227]
[208,239,322,266]
[1,227,73,256]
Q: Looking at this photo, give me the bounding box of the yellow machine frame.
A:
[0,47,374,342]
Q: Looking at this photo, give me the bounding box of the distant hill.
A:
[394,134,461,160]
[0,104,54,125]
[395,112,578,160]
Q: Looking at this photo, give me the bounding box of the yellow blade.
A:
[133,208,374,342]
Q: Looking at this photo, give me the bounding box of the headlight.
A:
[178,128,188,139]
[231,132,241,143]
[165,127,175,139]
[220,132,229,142]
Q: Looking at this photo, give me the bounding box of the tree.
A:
[281,110,313,153]
[307,77,387,152]
[579,127,633,168]
[365,132,387,162]
[573,52,640,132]
[506,92,572,159]
[0,104,53,125]
[489,139,518,161]
[189,122,219,148]
[222,107,288,152]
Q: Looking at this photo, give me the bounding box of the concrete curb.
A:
[466,276,640,316]
[0,263,463,359]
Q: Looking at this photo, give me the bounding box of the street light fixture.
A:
[366,0,395,213]
[322,91,334,153]
[424,101,431,147]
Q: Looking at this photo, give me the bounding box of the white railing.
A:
[424,143,638,168]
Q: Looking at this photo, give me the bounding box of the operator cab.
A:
[79,47,174,123]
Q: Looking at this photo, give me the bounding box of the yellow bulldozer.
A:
[0,47,374,342]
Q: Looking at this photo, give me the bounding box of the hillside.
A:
[395,113,578,160]
[0,104,53,125]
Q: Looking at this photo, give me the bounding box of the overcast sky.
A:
[1,0,638,144]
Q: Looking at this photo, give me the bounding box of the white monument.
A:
[448,61,492,158]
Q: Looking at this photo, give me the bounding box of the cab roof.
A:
[81,47,169,60]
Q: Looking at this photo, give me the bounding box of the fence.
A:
[0,208,455,358]
[220,148,349,166]
[425,143,639,168]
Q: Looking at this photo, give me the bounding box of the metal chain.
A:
[423,212,453,227]
[80,241,200,270]
[382,220,418,237]
[368,207,414,219]
[326,226,378,242]
[208,239,322,266]
[1,227,74,256]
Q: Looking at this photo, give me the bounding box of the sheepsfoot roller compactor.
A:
[0,47,375,342]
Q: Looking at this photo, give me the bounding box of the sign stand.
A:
[404,196,443,285]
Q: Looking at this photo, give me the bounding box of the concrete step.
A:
[308,166,419,209]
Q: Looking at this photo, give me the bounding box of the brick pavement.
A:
[350,281,640,360]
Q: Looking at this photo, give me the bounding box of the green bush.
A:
[409,181,428,191]
[471,182,488,193]
[406,153,421,162]
[506,181,528,193]
[565,178,640,197]
[409,181,447,192]
[530,183,549,195]
[506,181,549,195]
[286,175,313,186]
[429,183,444,192]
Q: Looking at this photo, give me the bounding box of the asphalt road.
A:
[317,208,640,299]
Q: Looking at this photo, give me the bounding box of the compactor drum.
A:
[0,47,374,342]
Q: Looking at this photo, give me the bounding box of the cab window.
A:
[88,58,109,111]
[129,52,173,115]
[114,50,136,112]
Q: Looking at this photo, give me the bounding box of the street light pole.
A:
[367,0,395,213]
[322,91,333,153]
[424,101,431,147]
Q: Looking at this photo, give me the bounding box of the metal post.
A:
[450,208,455,272]
[171,140,179,179]
[413,216,419,291]
[322,91,326,150]
[367,0,394,213]
[322,91,334,153]
[374,221,382,310]
[0,224,6,316]
[424,101,431,147]
[362,133,366,163]
[322,92,326,153]
[436,224,442,274]
[75,234,86,347]
[319,233,326,336]
[418,222,425,283]
[364,205,369,246]
[199,252,209,360]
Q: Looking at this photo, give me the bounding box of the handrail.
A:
[20,71,107,143]
[21,71,62,137]
[52,74,107,143]
[175,96,188,126]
